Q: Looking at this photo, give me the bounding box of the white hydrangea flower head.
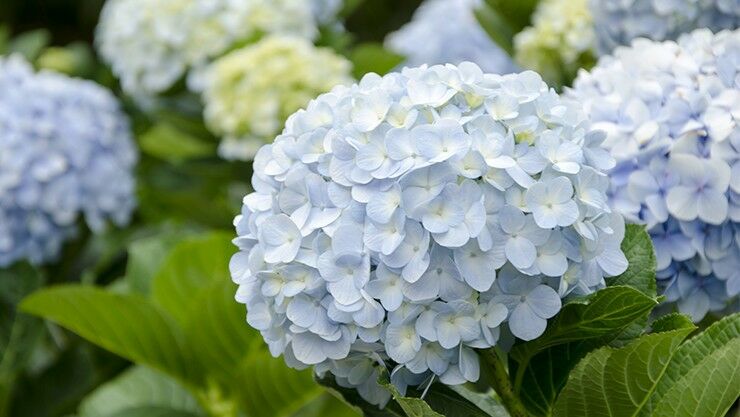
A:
[230,62,627,405]
[385,0,517,75]
[0,56,137,267]
[568,29,740,321]
[589,0,740,54]
[514,0,597,87]
[202,35,353,161]
[95,0,317,97]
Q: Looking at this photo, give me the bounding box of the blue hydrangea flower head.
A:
[589,0,740,54]
[230,62,627,404]
[385,0,517,75]
[0,56,137,267]
[568,29,740,321]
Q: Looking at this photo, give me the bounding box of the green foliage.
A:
[506,225,659,416]
[381,386,443,417]
[475,0,539,54]
[349,43,404,79]
[650,313,695,333]
[554,313,740,417]
[609,225,657,298]
[77,366,202,417]
[553,327,694,416]
[7,28,51,61]
[319,368,506,417]
[136,158,246,229]
[21,286,202,386]
[21,233,354,417]
[8,342,128,417]
[139,123,215,164]
[0,263,45,416]
[108,407,202,417]
[648,314,740,417]
[318,375,406,417]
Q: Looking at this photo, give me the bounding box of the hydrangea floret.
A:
[202,35,353,161]
[514,0,596,87]
[385,0,517,75]
[0,56,137,267]
[95,0,317,97]
[589,0,739,54]
[230,62,627,404]
[568,29,740,321]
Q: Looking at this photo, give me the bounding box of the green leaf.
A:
[0,26,9,54]
[149,233,346,417]
[293,393,362,417]
[9,343,128,417]
[150,232,234,326]
[446,385,509,417]
[651,340,739,417]
[377,370,493,417]
[108,406,202,417]
[350,43,403,78]
[650,313,695,333]
[136,158,243,229]
[236,349,330,417]
[20,286,201,386]
[473,6,515,55]
[183,282,260,386]
[78,366,201,417]
[606,224,658,347]
[411,384,496,417]
[609,225,656,298]
[138,122,214,164]
[124,229,197,295]
[0,263,45,416]
[22,234,355,417]
[552,328,695,417]
[317,375,405,417]
[479,0,539,33]
[508,286,658,416]
[8,29,51,62]
[647,313,740,417]
[381,380,443,417]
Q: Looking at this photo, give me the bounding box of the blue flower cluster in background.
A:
[589,0,740,54]
[0,56,137,267]
[385,0,517,75]
[230,62,627,405]
[569,28,740,321]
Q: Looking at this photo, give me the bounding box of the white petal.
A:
[509,304,546,341]
[505,237,537,269]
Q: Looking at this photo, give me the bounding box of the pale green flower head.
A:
[202,35,353,160]
[513,0,596,88]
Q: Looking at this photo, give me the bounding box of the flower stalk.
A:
[480,349,529,417]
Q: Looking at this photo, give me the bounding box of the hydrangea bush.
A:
[202,35,353,161]
[568,29,740,321]
[589,0,740,54]
[0,56,137,267]
[96,0,317,97]
[229,62,628,405]
[514,0,596,87]
[385,0,517,75]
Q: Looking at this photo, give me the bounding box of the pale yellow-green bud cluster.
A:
[202,36,353,160]
[513,0,596,87]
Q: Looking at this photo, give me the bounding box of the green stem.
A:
[480,349,529,417]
